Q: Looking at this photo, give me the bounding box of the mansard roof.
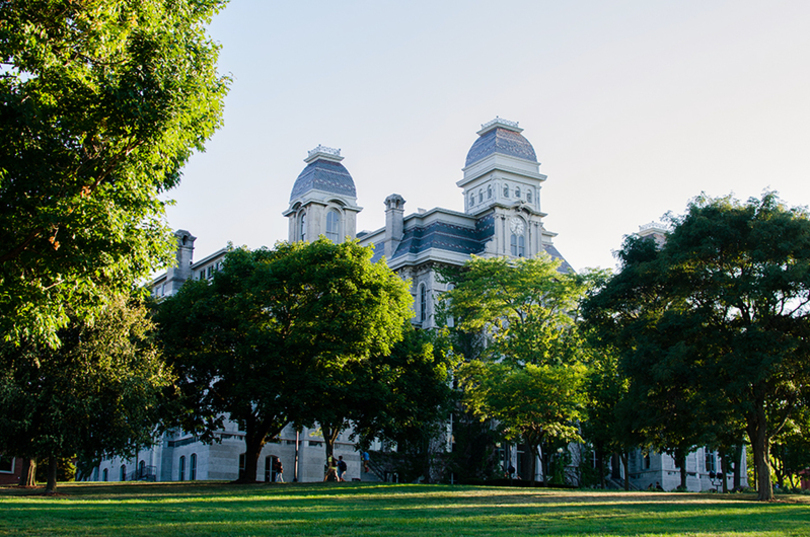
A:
[290,157,356,201]
[465,121,537,167]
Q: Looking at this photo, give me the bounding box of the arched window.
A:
[487,185,492,199]
[326,209,340,242]
[102,468,108,482]
[503,184,509,197]
[510,235,525,257]
[419,284,427,323]
[120,464,126,482]
[190,453,197,481]
[179,456,186,482]
[299,212,307,242]
[138,460,145,479]
[515,186,521,198]
[527,190,532,203]
[478,189,483,203]
[469,194,475,207]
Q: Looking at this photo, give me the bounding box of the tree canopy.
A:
[444,253,589,485]
[0,293,172,493]
[156,239,413,483]
[0,0,229,346]
[584,192,810,500]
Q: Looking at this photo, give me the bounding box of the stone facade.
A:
[89,118,573,484]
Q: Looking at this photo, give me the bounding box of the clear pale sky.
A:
[166,0,810,272]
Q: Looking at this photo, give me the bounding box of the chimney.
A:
[165,230,196,295]
[384,194,405,259]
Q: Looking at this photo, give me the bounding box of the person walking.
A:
[337,456,348,482]
[273,458,284,483]
[324,455,338,482]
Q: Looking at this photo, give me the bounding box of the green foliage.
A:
[157,239,413,482]
[445,254,586,366]
[352,326,459,483]
[0,0,229,346]
[0,293,172,491]
[459,361,586,447]
[35,456,75,483]
[444,254,589,484]
[584,191,810,501]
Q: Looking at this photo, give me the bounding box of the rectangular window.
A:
[705,449,716,473]
[0,455,14,473]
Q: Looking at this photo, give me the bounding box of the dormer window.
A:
[487,185,492,199]
[300,212,306,242]
[470,194,475,207]
[503,185,509,197]
[527,190,532,203]
[515,187,521,198]
[478,189,483,203]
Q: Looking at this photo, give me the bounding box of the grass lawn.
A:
[1,481,809,536]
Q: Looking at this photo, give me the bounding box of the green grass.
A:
[1,481,808,536]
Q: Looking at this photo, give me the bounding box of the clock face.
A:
[510,217,525,235]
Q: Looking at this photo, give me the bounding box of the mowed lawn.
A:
[1,481,809,536]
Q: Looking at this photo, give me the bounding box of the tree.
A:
[0,0,229,347]
[458,360,586,486]
[581,346,632,489]
[584,192,810,501]
[351,326,459,483]
[157,240,413,483]
[0,293,172,493]
[444,254,589,485]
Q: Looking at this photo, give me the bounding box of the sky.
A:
[166,0,810,273]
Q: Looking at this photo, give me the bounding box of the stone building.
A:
[94,117,572,484]
[92,118,740,490]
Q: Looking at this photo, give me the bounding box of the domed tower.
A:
[458,118,558,259]
[457,117,546,215]
[283,145,362,243]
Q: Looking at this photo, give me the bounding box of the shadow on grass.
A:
[2,482,808,537]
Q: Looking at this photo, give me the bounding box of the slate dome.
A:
[465,118,537,167]
[289,146,356,202]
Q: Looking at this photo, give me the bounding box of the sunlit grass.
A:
[1,482,808,536]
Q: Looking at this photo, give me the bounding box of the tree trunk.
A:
[321,421,343,481]
[19,458,36,487]
[44,455,58,494]
[747,404,773,501]
[621,452,629,491]
[238,422,268,483]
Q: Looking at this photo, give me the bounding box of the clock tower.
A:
[457,117,557,258]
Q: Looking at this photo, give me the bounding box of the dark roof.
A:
[290,159,356,201]
[465,127,537,167]
[544,244,574,273]
[369,213,572,272]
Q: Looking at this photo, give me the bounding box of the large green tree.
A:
[0,0,229,346]
[0,293,172,493]
[351,326,459,483]
[444,254,589,485]
[584,192,810,501]
[157,240,413,483]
